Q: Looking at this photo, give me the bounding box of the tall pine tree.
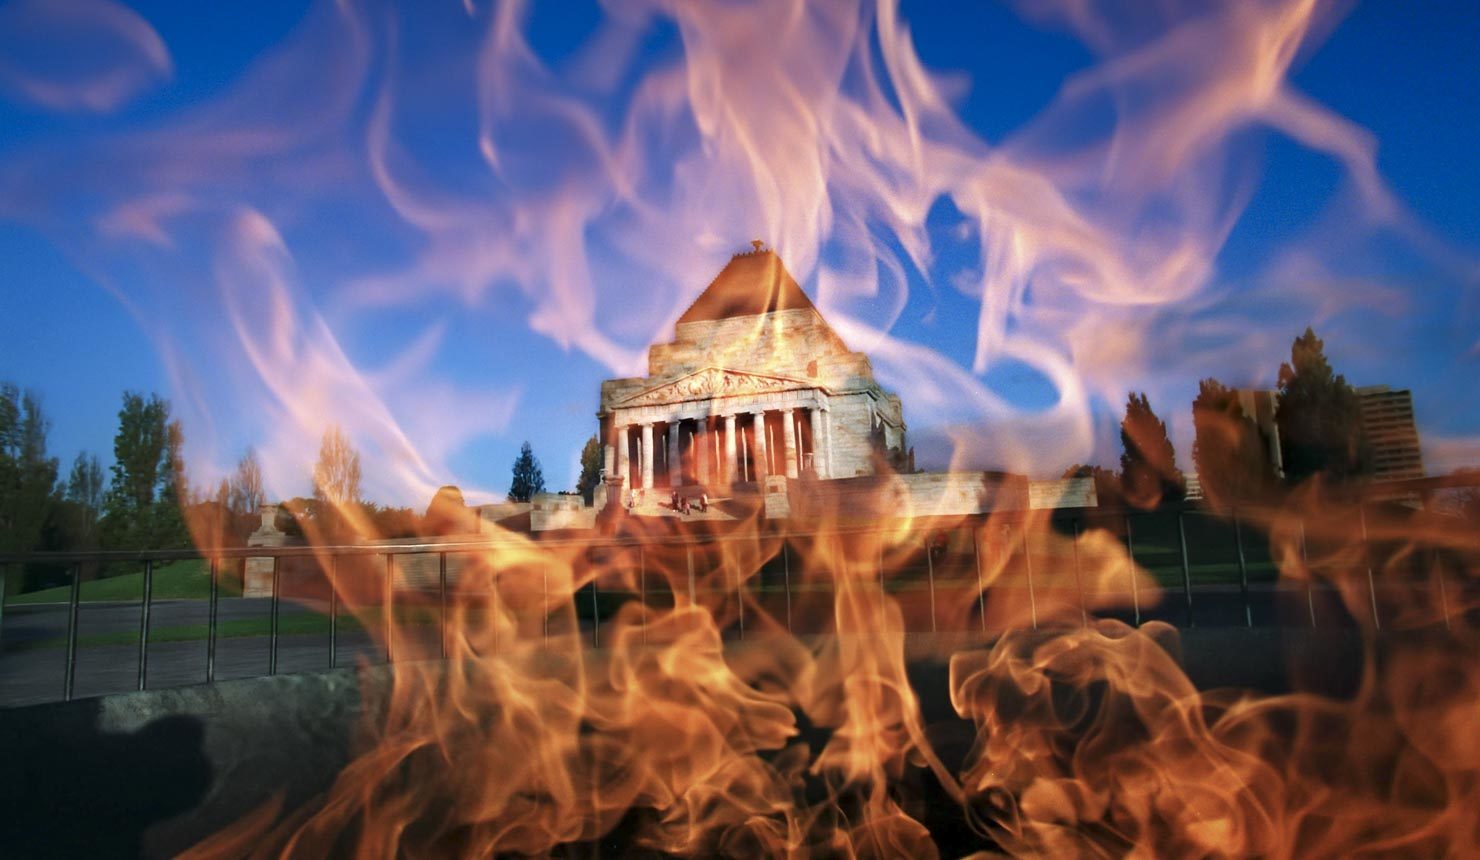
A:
[1119,392,1185,509]
[508,441,545,502]
[1276,328,1370,484]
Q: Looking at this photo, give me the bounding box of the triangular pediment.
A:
[617,367,816,408]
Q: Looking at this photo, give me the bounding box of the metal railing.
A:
[0,499,1473,707]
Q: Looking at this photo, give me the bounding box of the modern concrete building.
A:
[1357,385,1424,481]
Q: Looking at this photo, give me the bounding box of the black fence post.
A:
[686,546,697,607]
[924,534,938,634]
[1233,510,1252,628]
[877,541,887,629]
[328,555,338,669]
[1125,516,1141,626]
[1176,512,1194,628]
[384,554,395,663]
[137,559,154,691]
[1072,519,1087,628]
[440,552,450,659]
[1358,504,1382,631]
[1299,523,1317,628]
[1436,555,1453,632]
[207,557,219,683]
[591,560,601,649]
[782,542,792,635]
[972,527,986,633]
[269,556,281,675]
[63,563,81,701]
[735,553,745,642]
[1021,525,1038,630]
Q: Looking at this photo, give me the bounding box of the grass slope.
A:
[7,560,243,604]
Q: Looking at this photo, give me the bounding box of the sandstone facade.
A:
[597,248,906,491]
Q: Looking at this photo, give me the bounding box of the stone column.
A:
[640,423,654,490]
[810,407,827,478]
[751,410,768,480]
[600,420,612,479]
[724,414,738,484]
[782,408,799,478]
[616,424,630,489]
[695,418,709,485]
[668,422,682,488]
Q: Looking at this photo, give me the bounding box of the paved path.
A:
[1,584,1362,709]
[0,599,396,708]
[2,598,310,644]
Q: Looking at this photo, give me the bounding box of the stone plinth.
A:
[245,503,301,598]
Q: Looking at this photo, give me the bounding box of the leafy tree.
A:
[309,426,363,540]
[66,452,106,514]
[1191,379,1275,508]
[423,486,470,535]
[0,384,60,578]
[1119,392,1185,509]
[152,418,190,547]
[1062,463,1122,509]
[100,392,191,549]
[103,392,168,524]
[576,435,603,505]
[313,425,362,507]
[364,502,422,539]
[51,452,107,550]
[508,441,545,502]
[1276,327,1370,484]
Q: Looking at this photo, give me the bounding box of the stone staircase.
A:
[626,488,764,522]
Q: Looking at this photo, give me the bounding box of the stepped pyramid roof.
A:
[675,248,817,325]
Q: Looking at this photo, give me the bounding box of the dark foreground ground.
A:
[0,626,1378,859]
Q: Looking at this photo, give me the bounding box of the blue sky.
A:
[1,0,1477,507]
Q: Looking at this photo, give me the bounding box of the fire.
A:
[175,483,1478,857]
[2,0,1476,856]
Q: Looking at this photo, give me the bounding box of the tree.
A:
[54,452,106,549]
[313,425,362,507]
[1276,327,1370,485]
[1062,463,1122,509]
[104,393,168,521]
[1191,379,1275,508]
[229,448,265,517]
[508,441,545,502]
[0,384,60,562]
[66,453,106,514]
[576,435,603,505]
[101,392,191,549]
[423,486,469,535]
[152,417,190,548]
[1119,392,1184,509]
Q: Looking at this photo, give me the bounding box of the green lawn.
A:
[6,560,242,605]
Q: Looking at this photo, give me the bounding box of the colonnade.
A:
[606,407,828,491]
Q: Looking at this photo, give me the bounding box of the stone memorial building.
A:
[598,245,907,493]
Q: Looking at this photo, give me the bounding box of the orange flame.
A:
[3,0,1476,855]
